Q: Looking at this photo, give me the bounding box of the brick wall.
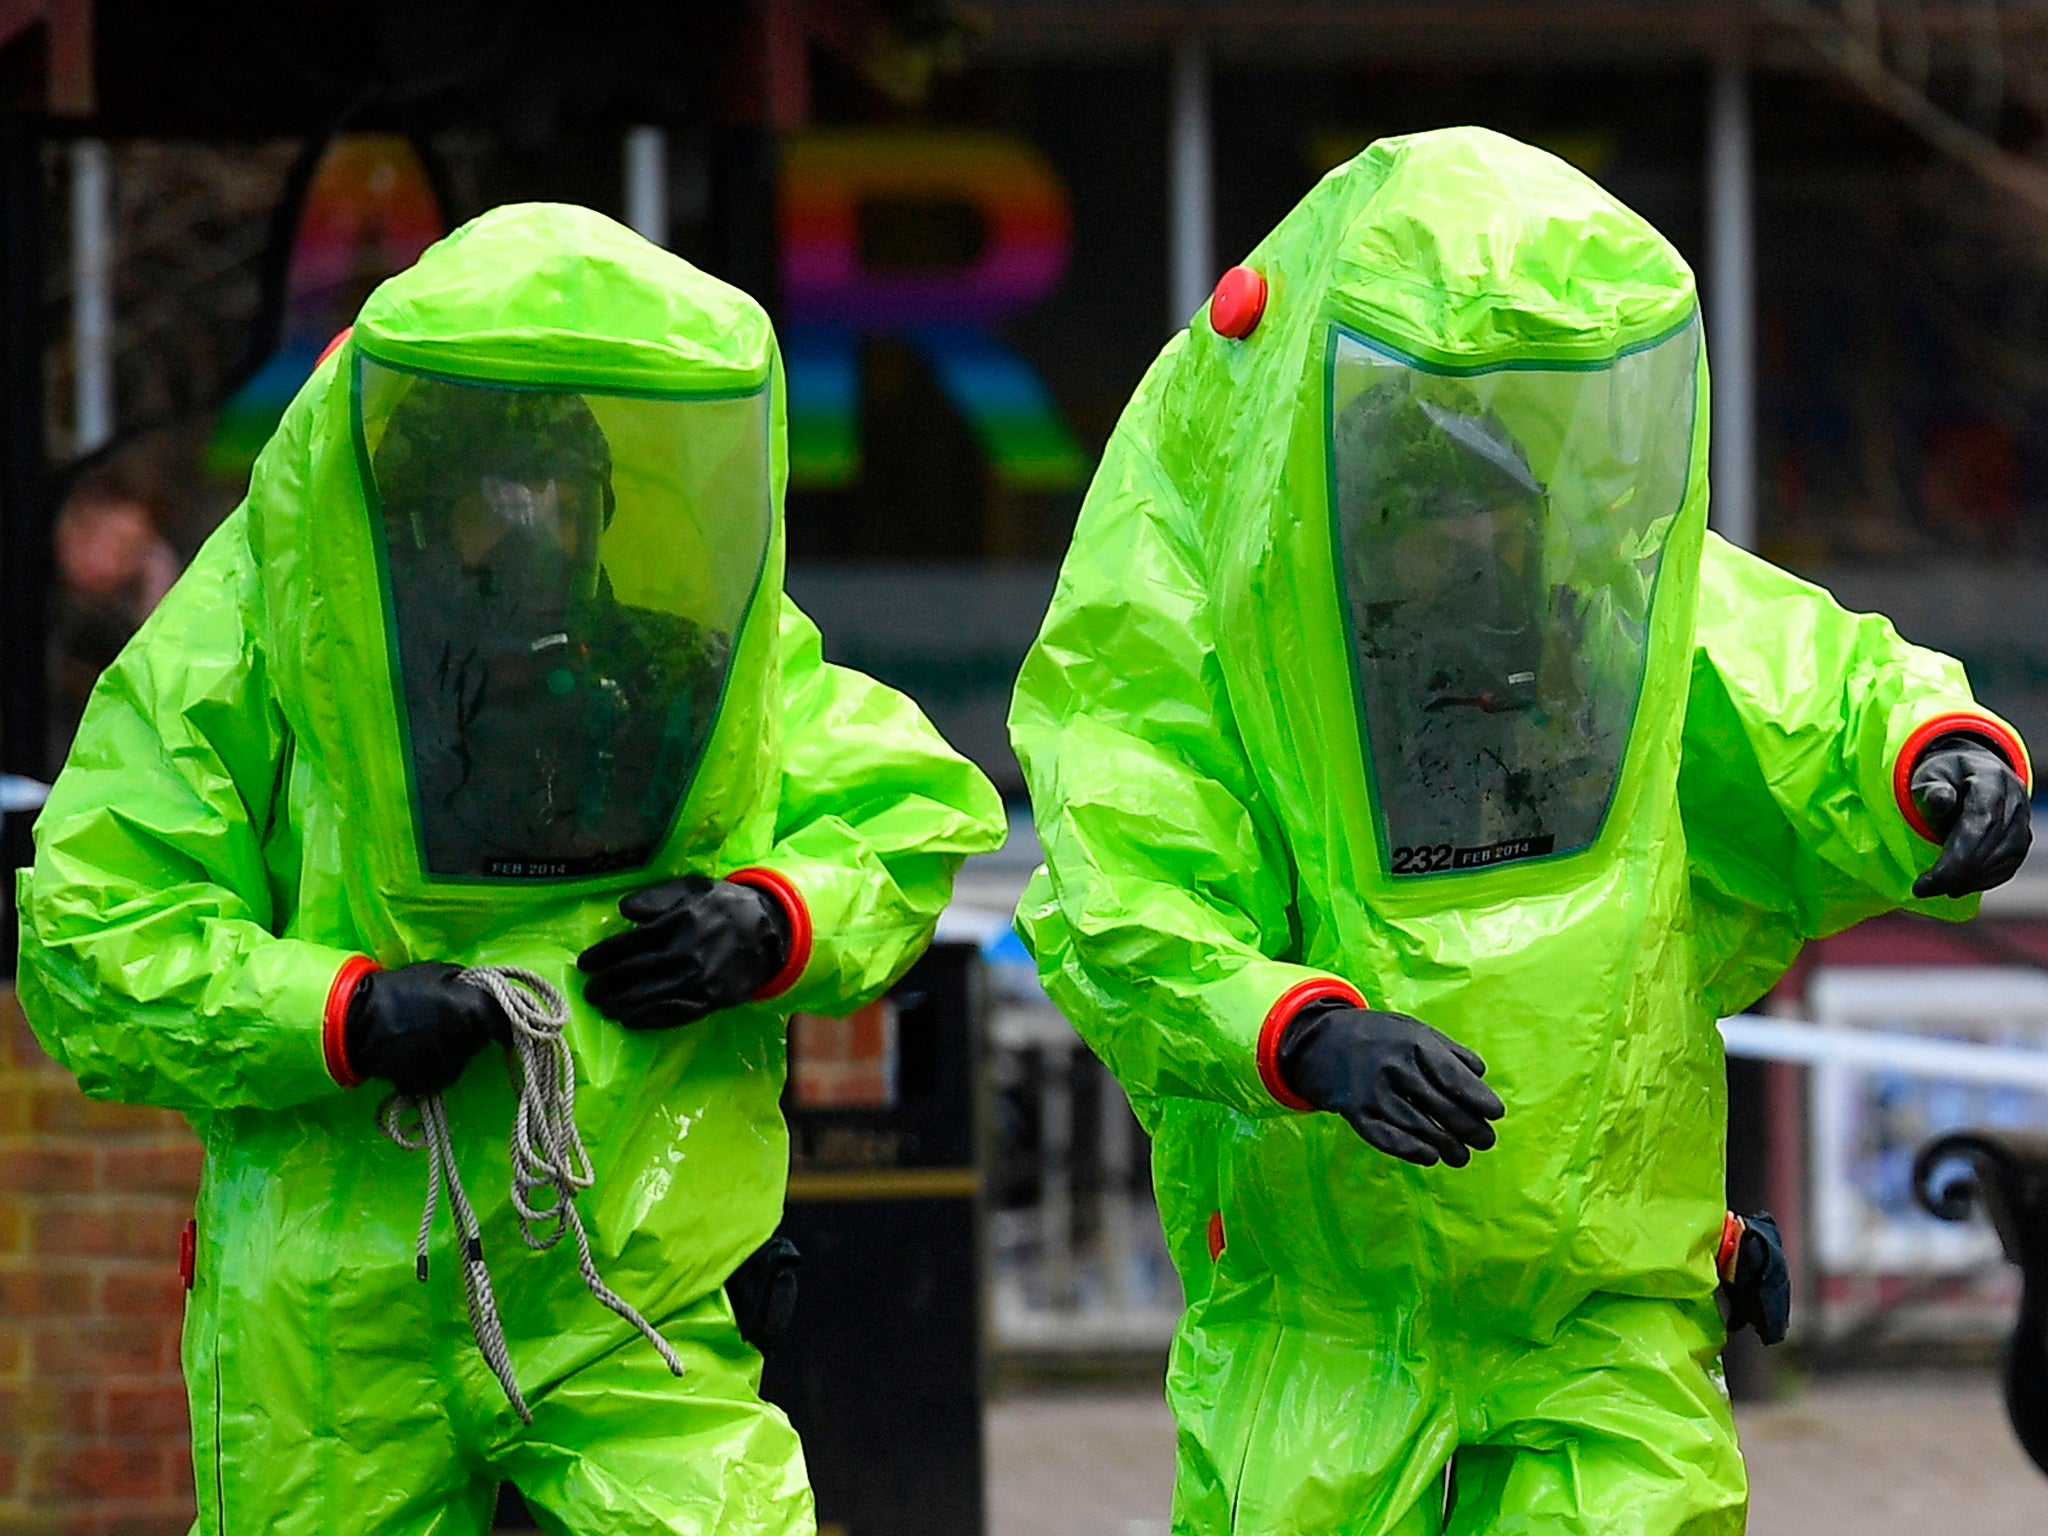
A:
[0,987,201,1536]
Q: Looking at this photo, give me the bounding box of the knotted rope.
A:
[378,965,685,1423]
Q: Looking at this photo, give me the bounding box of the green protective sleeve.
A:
[1682,531,2023,1013]
[746,596,1006,1017]
[1010,419,1354,1121]
[14,511,360,1112]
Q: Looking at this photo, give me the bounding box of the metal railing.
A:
[986,991,1182,1353]
[1725,968,2048,1347]
[946,833,1185,1356]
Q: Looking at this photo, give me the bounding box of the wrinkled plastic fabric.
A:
[16,203,1005,1535]
[1010,128,2016,1535]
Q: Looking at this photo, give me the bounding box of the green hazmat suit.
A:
[1009,127,2031,1535]
[16,203,1005,1535]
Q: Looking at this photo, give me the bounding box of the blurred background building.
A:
[14,2,2048,785]
[6,1,2048,1532]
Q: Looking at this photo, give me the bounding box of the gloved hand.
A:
[1719,1210,1790,1346]
[1911,733,2032,898]
[345,963,511,1098]
[726,1235,803,1358]
[1277,1002,1505,1168]
[577,874,791,1030]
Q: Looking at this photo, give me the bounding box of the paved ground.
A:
[989,1389,1178,1536]
[1740,1374,2046,1536]
[987,1372,2048,1535]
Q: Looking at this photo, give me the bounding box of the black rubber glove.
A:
[1720,1210,1790,1346]
[1911,733,2032,899]
[345,963,511,1098]
[1276,1002,1505,1168]
[577,875,791,1030]
[726,1235,803,1358]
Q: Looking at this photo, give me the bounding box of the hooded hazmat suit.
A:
[16,203,1005,1535]
[1009,128,2031,1535]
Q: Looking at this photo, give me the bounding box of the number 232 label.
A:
[1389,834,1555,875]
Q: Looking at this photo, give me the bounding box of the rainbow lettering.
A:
[206,134,443,479]
[779,129,1087,490]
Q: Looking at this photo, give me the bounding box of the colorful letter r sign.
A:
[779,129,1088,491]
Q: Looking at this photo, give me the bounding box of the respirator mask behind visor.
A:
[460,473,606,658]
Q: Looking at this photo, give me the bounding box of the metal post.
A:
[1040,1041,1074,1307]
[623,126,669,249]
[1707,56,1757,551]
[1169,32,1214,331]
[1,109,50,975]
[72,137,112,455]
[1096,1060,1136,1317]
[1709,48,1773,1402]
[2,110,49,780]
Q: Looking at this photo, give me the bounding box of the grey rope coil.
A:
[378,965,686,1424]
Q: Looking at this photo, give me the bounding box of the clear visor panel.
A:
[1329,319,1699,877]
[357,359,772,879]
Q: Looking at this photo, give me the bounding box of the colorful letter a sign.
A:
[206,135,443,479]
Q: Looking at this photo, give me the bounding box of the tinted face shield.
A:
[357,359,773,881]
[1328,318,1699,877]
